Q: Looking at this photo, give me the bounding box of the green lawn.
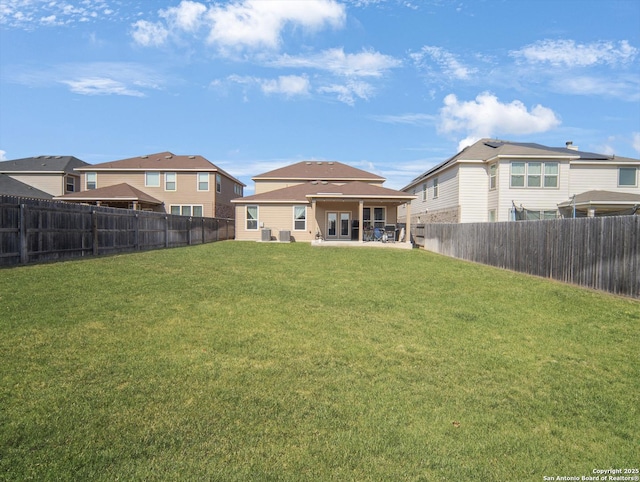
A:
[1,242,638,481]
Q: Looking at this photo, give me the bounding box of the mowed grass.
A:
[0,242,638,481]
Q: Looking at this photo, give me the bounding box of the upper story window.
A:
[86,172,97,190]
[433,177,439,198]
[510,161,558,188]
[216,173,222,193]
[422,183,427,201]
[145,172,160,187]
[489,164,497,190]
[619,167,637,187]
[197,172,209,191]
[165,172,177,191]
[234,184,243,196]
[65,175,76,193]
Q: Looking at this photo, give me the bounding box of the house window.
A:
[65,175,76,193]
[246,205,258,230]
[216,174,222,193]
[293,206,306,230]
[170,205,203,217]
[489,164,497,190]
[619,167,637,187]
[197,173,209,191]
[511,162,558,188]
[145,172,160,187]
[433,177,439,199]
[86,172,97,190]
[165,172,176,191]
[234,184,243,196]
[488,209,496,222]
[422,183,427,201]
[362,207,386,228]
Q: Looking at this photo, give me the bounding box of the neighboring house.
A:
[0,173,54,199]
[399,139,640,224]
[0,155,88,196]
[232,160,415,243]
[55,152,245,218]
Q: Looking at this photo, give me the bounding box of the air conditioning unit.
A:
[261,228,271,242]
[279,230,291,242]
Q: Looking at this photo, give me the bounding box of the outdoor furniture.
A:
[384,224,396,242]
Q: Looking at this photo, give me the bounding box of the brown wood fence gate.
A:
[0,195,235,267]
[412,216,640,299]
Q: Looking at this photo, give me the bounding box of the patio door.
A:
[327,212,350,240]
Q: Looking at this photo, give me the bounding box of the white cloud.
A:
[60,78,146,97]
[272,48,401,77]
[411,46,476,80]
[226,74,310,98]
[633,132,640,154]
[1,0,120,28]
[0,150,7,161]
[160,0,207,32]
[318,80,374,106]
[205,0,345,51]
[369,113,436,125]
[551,75,640,102]
[511,39,638,67]
[131,19,169,47]
[438,92,561,152]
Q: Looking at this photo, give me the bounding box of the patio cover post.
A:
[311,200,318,238]
[405,202,412,246]
[358,200,364,243]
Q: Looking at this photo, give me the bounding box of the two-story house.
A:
[55,152,244,218]
[232,160,415,244]
[399,139,640,224]
[0,155,88,198]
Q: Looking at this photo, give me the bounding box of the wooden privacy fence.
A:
[0,196,235,267]
[413,216,640,299]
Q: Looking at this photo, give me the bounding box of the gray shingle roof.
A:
[55,183,163,204]
[0,174,54,199]
[253,161,385,182]
[0,156,89,173]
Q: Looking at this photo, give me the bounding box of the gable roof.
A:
[232,181,415,204]
[75,151,245,185]
[402,139,639,190]
[0,174,54,199]
[54,183,163,205]
[0,155,89,173]
[253,161,385,182]
[558,190,640,208]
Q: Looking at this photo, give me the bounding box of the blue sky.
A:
[1,0,639,191]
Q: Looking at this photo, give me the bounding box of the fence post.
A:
[201,217,205,244]
[164,216,169,248]
[92,210,98,256]
[19,204,28,264]
[188,217,192,245]
[134,213,140,250]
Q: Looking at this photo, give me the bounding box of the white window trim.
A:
[165,172,177,191]
[216,173,222,193]
[246,205,259,231]
[145,171,161,188]
[197,172,210,192]
[86,172,97,190]
[433,177,439,199]
[170,204,204,217]
[293,205,306,231]
[618,167,638,187]
[489,163,497,191]
[510,161,559,189]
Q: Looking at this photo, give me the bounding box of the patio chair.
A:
[384,225,396,242]
[373,227,384,241]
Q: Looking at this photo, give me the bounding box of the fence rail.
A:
[413,216,640,299]
[0,195,235,267]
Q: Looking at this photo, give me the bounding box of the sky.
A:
[1,0,639,192]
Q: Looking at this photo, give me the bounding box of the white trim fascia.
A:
[3,171,67,174]
[74,167,220,172]
[570,160,639,166]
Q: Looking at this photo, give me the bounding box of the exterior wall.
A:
[235,203,315,242]
[254,181,304,194]
[236,200,402,242]
[459,163,489,223]
[79,170,243,218]
[400,165,460,224]
[569,163,640,195]
[9,174,67,196]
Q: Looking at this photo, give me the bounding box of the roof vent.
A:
[55,156,62,159]
[306,161,312,165]
[189,155,195,159]
[141,155,148,159]
[321,181,328,185]
[165,155,172,159]
[328,161,334,165]
[565,141,579,151]
[311,181,318,185]
[316,161,323,165]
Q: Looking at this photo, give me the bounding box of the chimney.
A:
[565,141,578,151]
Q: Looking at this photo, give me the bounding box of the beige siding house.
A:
[233,161,415,245]
[55,152,244,218]
[399,139,640,224]
[0,156,88,197]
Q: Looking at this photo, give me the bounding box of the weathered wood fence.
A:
[413,216,640,299]
[0,195,235,267]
